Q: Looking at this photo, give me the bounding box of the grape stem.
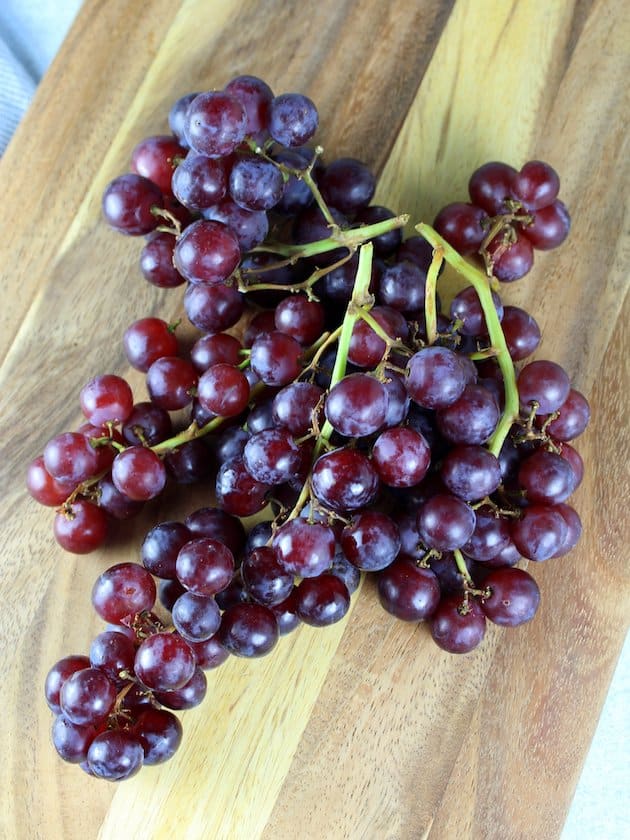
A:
[415,224,519,457]
[150,206,182,237]
[150,382,267,454]
[453,549,489,601]
[282,244,375,525]
[468,347,499,361]
[238,250,354,300]
[298,146,337,229]
[424,245,443,345]
[252,214,409,260]
[354,308,411,356]
[453,548,475,587]
[247,140,334,229]
[478,203,533,277]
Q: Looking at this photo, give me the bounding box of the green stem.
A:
[302,184,335,229]
[315,243,375,454]
[151,416,224,454]
[468,347,499,361]
[282,244,375,526]
[302,327,340,362]
[416,223,519,457]
[355,308,410,355]
[151,382,267,454]
[239,251,353,298]
[424,245,443,345]
[247,140,335,228]
[453,549,475,587]
[254,214,409,260]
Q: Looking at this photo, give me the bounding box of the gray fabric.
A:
[0,0,83,152]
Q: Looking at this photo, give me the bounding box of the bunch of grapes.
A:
[434,160,570,282]
[32,75,589,782]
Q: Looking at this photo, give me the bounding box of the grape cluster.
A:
[434,160,570,282]
[32,74,589,782]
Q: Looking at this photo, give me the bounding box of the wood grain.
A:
[0,0,628,838]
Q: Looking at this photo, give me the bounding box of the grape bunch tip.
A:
[29,73,588,782]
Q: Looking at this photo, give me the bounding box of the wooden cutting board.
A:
[1,1,628,838]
